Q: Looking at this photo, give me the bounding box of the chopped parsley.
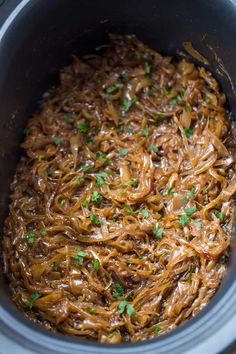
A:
[76,177,85,185]
[141,209,149,218]
[122,96,138,113]
[90,214,101,226]
[40,229,47,237]
[170,92,184,106]
[81,164,92,172]
[215,211,223,220]
[142,128,149,137]
[182,196,188,203]
[185,128,193,138]
[60,199,65,206]
[64,114,74,123]
[93,258,100,272]
[204,96,211,104]
[155,325,164,335]
[26,231,36,244]
[126,260,133,264]
[114,283,124,299]
[27,292,42,309]
[184,207,197,216]
[91,191,102,204]
[106,83,124,94]
[153,223,164,239]
[167,186,174,196]
[54,137,62,145]
[150,144,158,153]
[94,173,108,186]
[124,205,139,215]
[124,179,138,188]
[119,149,128,156]
[77,121,90,133]
[74,248,88,266]
[52,262,60,271]
[180,214,190,225]
[95,151,111,164]
[118,300,135,318]
[189,188,196,200]
[82,199,89,208]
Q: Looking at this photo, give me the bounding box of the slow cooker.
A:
[1,1,236,353]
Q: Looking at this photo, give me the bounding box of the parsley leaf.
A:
[118,300,135,318]
[52,262,60,271]
[26,231,36,244]
[215,211,223,220]
[54,137,62,145]
[119,149,128,156]
[114,283,124,299]
[95,151,111,164]
[189,188,196,200]
[106,83,124,94]
[141,209,149,218]
[155,325,164,335]
[93,258,100,272]
[124,205,139,215]
[185,128,193,138]
[81,164,92,172]
[91,191,102,204]
[77,121,90,133]
[76,177,85,185]
[27,292,42,309]
[74,248,88,266]
[150,144,158,153]
[142,128,149,137]
[182,196,188,203]
[64,114,74,123]
[144,62,153,76]
[122,96,138,113]
[124,179,138,188]
[180,215,190,225]
[167,186,174,196]
[40,229,47,237]
[94,173,108,186]
[82,199,89,208]
[90,214,101,226]
[153,223,164,239]
[184,207,197,216]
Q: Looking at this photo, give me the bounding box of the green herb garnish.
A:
[204,96,211,104]
[182,196,188,203]
[40,229,47,237]
[167,186,174,196]
[184,207,197,216]
[106,83,124,94]
[119,149,128,156]
[77,121,90,133]
[93,258,100,272]
[215,211,223,220]
[124,205,139,215]
[118,300,135,318]
[52,262,60,271]
[94,173,108,186]
[76,177,85,185]
[180,215,190,225]
[155,325,164,335]
[26,231,36,244]
[185,128,193,138]
[81,164,92,172]
[153,223,164,239]
[95,151,111,163]
[150,144,158,153]
[74,248,88,266]
[114,283,124,299]
[141,209,149,218]
[54,137,62,145]
[82,199,89,208]
[91,191,102,204]
[189,188,196,200]
[60,199,65,206]
[143,128,149,137]
[64,114,74,123]
[124,179,138,188]
[122,96,138,113]
[90,214,101,226]
[27,292,42,309]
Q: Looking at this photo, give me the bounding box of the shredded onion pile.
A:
[3,35,236,343]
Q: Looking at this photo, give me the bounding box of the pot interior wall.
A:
[1,0,236,353]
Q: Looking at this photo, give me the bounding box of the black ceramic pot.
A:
[1,1,236,353]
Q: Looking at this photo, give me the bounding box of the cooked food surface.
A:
[3,35,236,343]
